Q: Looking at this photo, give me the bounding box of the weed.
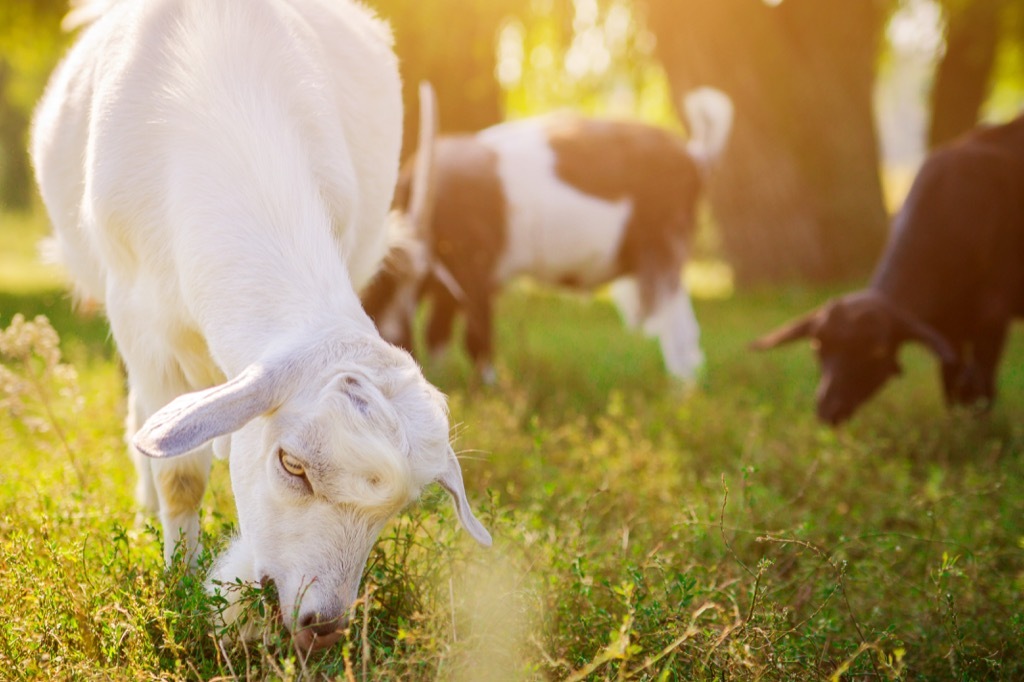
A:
[2,224,1024,679]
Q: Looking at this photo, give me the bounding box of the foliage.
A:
[0,0,69,209]
[4,0,1023,263]
[986,0,1024,119]
[0,1,68,110]
[3,209,1024,680]
[497,0,680,127]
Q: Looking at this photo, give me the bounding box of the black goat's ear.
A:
[891,308,957,364]
[750,309,820,350]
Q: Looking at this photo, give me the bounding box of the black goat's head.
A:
[751,291,956,425]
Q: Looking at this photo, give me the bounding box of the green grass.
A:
[0,210,64,293]
[2,208,1023,680]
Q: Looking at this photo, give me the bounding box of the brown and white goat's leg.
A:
[464,293,497,385]
[609,277,645,330]
[611,274,703,381]
[645,283,703,381]
[424,276,460,361]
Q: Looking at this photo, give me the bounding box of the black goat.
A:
[753,114,1024,425]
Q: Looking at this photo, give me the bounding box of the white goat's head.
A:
[133,333,490,651]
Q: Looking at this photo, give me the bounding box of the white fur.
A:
[683,87,734,166]
[478,117,634,286]
[608,278,703,379]
[31,0,489,650]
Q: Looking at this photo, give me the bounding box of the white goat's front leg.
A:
[152,447,213,567]
[126,388,158,517]
[207,533,262,640]
[128,381,213,567]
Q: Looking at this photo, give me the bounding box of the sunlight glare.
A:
[604,2,631,51]
[887,0,943,55]
[566,27,612,80]
[496,20,525,87]
[531,43,555,71]
[573,0,599,32]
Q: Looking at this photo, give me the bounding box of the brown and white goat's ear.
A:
[437,447,492,547]
[133,364,281,458]
[750,309,821,350]
[891,308,957,364]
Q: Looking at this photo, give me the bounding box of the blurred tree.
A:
[929,0,1021,147]
[370,0,521,159]
[0,0,68,210]
[7,0,1019,285]
[0,58,32,210]
[497,0,675,125]
[642,0,893,285]
[985,4,1024,116]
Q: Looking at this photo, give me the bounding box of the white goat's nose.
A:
[293,611,348,653]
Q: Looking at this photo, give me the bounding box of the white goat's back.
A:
[33,0,401,324]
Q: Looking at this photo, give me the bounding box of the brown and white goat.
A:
[753,114,1024,425]
[363,89,733,383]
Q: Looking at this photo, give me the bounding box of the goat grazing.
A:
[31,0,490,652]
[752,114,1024,425]
[363,89,733,383]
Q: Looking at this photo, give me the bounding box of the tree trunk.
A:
[643,0,891,286]
[927,0,1002,149]
[371,1,514,160]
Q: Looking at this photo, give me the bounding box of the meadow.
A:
[1,209,1022,681]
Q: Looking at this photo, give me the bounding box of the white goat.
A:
[31,0,490,652]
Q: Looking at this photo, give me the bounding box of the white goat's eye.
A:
[279,450,306,477]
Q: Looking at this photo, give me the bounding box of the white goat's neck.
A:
[183,220,377,378]
[148,9,379,378]
[166,122,375,376]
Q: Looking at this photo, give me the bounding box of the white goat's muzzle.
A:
[268,571,354,653]
[293,612,347,652]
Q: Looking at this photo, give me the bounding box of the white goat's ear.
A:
[133,365,280,458]
[437,448,492,547]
